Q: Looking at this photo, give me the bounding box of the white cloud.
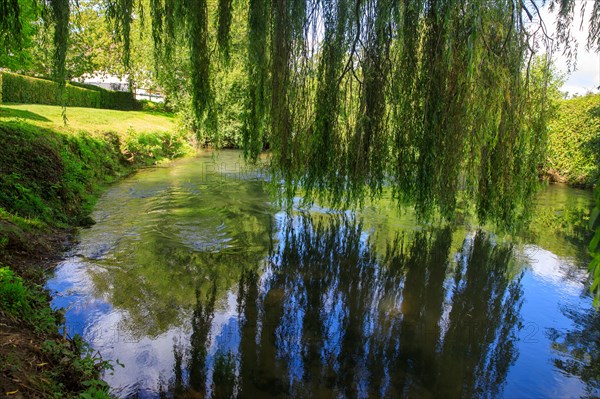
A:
[539,1,600,96]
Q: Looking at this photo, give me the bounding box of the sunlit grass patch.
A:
[0,103,176,136]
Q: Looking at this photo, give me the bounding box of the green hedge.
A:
[69,80,108,92]
[0,72,139,110]
[547,93,600,187]
[69,81,143,110]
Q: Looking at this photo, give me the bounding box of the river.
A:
[47,151,598,398]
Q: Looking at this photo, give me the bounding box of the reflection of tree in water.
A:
[160,283,220,398]
[526,187,594,266]
[160,215,524,398]
[88,201,273,338]
[548,306,600,398]
[434,232,524,399]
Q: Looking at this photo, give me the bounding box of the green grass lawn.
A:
[0,103,176,135]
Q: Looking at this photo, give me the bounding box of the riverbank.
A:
[0,104,193,398]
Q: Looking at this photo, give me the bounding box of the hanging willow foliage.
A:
[106,0,135,67]
[217,0,233,60]
[138,0,591,227]
[0,0,23,48]
[115,0,213,126]
[550,0,600,69]
[1,0,69,83]
[1,0,597,227]
[237,0,562,228]
[49,0,69,83]
[304,0,350,204]
[186,0,212,120]
[206,0,553,228]
[243,0,270,160]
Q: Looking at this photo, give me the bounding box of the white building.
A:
[79,73,164,103]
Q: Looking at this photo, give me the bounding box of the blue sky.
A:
[540,1,600,96]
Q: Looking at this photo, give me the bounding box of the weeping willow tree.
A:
[0,0,70,81]
[1,0,596,228]
[4,0,600,305]
[228,0,559,229]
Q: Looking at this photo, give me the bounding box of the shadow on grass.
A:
[0,107,51,122]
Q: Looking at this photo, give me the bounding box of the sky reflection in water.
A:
[47,151,598,398]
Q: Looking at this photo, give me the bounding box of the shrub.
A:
[2,72,60,105]
[139,99,172,113]
[0,266,29,315]
[120,129,193,166]
[547,94,600,187]
[0,266,57,332]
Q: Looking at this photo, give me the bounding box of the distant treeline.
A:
[0,72,139,111]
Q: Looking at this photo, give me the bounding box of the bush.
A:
[2,72,59,105]
[120,129,193,166]
[0,266,57,332]
[0,72,140,110]
[547,94,600,187]
[98,89,140,110]
[139,99,172,114]
[0,266,30,315]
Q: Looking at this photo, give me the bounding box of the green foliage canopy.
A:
[0,0,38,71]
[133,0,580,228]
[30,1,126,80]
[1,0,596,228]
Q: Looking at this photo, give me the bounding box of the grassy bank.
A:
[0,104,174,133]
[0,104,193,398]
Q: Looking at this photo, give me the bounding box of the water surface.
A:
[47,151,598,398]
